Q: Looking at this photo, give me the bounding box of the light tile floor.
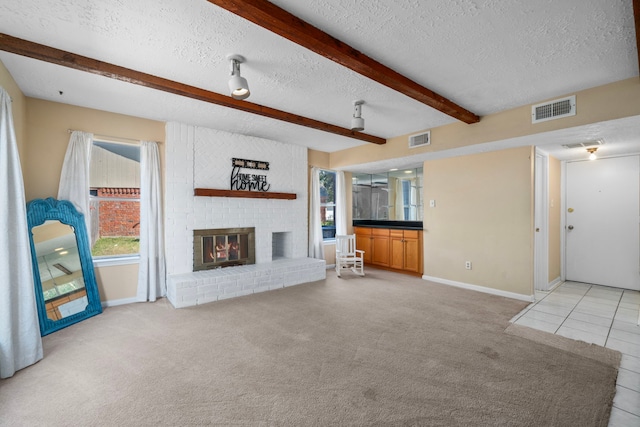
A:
[510,281,640,427]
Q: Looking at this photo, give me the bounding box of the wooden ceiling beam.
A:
[208,0,480,125]
[634,0,640,77]
[0,33,386,145]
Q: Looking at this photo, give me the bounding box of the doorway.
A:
[565,155,640,290]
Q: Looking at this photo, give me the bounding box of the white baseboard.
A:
[422,275,535,302]
[547,277,562,291]
[101,297,138,308]
[325,264,336,270]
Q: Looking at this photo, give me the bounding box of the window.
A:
[319,170,336,240]
[89,140,141,257]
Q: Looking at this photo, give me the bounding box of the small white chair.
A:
[335,234,365,277]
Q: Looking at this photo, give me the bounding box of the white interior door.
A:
[565,156,640,290]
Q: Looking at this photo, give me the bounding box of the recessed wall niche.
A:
[272,232,292,260]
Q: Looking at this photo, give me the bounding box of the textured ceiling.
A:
[0,0,638,161]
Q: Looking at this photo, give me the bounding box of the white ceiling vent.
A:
[561,139,604,149]
[409,131,430,149]
[531,95,576,124]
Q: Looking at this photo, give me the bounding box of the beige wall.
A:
[308,149,330,169]
[25,98,165,302]
[330,78,640,170]
[94,263,141,302]
[423,146,534,297]
[548,155,562,283]
[0,61,27,178]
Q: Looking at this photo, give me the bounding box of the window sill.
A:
[323,239,336,244]
[93,254,140,268]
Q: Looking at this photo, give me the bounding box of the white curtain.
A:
[309,167,325,259]
[335,171,347,235]
[57,130,93,235]
[0,87,43,378]
[137,141,166,302]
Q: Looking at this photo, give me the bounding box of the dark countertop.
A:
[352,220,423,230]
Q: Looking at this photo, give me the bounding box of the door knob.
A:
[568,225,574,230]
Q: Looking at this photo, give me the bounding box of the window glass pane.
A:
[319,170,336,240]
[322,205,335,225]
[89,141,141,257]
[319,170,335,204]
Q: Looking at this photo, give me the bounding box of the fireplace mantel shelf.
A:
[194,188,297,200]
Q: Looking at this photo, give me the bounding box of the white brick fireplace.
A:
[164,122,325,308]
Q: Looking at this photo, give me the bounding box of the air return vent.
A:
[531,95,576,124]
[409,131,430,148]
[561,139,604,149]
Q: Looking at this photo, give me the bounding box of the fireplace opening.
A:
[193,227,255,271]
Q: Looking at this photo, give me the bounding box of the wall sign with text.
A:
[230,158,271,192]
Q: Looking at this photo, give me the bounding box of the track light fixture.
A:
[351,100,365,131]
[227,54,250,100]
[587,147,598,160]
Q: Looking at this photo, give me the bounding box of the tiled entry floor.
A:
[510,282,640,426]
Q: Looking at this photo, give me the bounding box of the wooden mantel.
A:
[194,188,297,200]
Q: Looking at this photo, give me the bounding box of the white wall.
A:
[164,122,308,276]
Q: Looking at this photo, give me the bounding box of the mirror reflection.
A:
[353,167,423,221]
[371,173,389,219]
[32,221,87,321]
[27,198,102,336]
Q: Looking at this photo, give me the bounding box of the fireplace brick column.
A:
[163,122,324,308]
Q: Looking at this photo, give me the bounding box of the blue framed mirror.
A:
[27,198,102,336]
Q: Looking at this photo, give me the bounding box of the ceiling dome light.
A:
[351,100,365,131]
[587,147,598,160]
[227,54,250,100]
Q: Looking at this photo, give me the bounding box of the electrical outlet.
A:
[429,199,436,208]
[465,261,472,270]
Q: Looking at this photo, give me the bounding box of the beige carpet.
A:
[0,268,620,426]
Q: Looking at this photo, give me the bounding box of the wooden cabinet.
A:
[355,227,372,263]
[355,227,389,267]
[371,228,390,267]
[390,229,422,273]
[390,230,405,270]
[355,226,422,275]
